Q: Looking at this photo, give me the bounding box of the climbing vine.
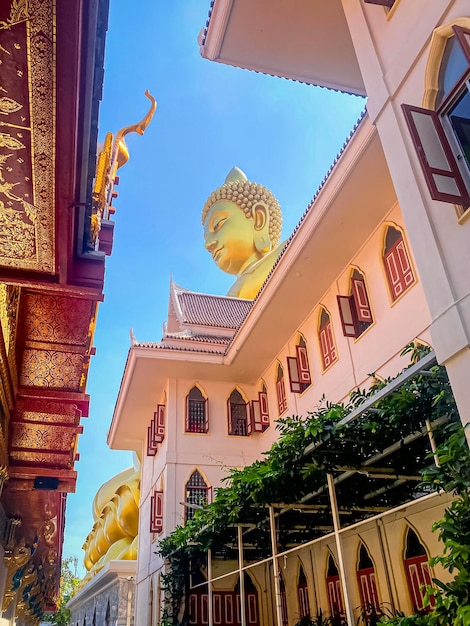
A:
[157,346,465,625]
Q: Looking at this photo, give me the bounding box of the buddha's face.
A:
[204,200,263,275]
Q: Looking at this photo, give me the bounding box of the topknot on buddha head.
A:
[201,167,282,248]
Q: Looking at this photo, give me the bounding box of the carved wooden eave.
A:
[0,0,110,617]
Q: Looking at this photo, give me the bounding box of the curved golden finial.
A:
[115,90,157,169]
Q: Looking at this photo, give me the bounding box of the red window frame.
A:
[401,26,470,207]
[154,404,165,444]
[319,318,337,370]
[287,344,311,393]
[326,574,344,617]
[249,391,269,434]
[384,235,415,301]
[150,490,163,534]
[298,578,310,618]
[227,395,249,436]
[276,376,287,414]
[186,394,209,434]
[356,567,379,611]
[404,555,434,612]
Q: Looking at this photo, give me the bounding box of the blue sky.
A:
[63,0,365,573]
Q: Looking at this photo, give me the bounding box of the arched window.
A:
[356,543,379,612]
[287,336,311,393]
[184,471,209,522]
[227,389,248,436]
[279,572,288,626]
[326,554,344,618]
[297,565,310,618]
[318,308,337,370]
[337,269,373,338]
[402,25,470,208]
[383,226,415,301]
[249,382,270,433]
[186,386,208,433]
[404,528,434,612]
[235,573,259,626]
[276,364,287,415]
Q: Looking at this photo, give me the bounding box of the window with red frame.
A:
[150,490,163,534]
[227,389,249,436]
[318,308,337,370]
[326,555,344,619]
[356,544,380,613]
[146,404,165,456]
[276,364,287,415]
[404,529,435,613]
[248,383,269,434]
[287,336,311,393]
[185,471,209,522]
[297,566,310,618]
[402,26,470,211]
[383,227,415,301]
[337,269,373,339]
[186,386,209,433]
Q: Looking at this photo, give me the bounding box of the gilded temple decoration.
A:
[0,0,55,272]
[90,90,157,250]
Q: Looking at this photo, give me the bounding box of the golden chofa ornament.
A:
[202,167,285,299]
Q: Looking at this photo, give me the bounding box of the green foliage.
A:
[379,423,470,626]
[157,347,467,626]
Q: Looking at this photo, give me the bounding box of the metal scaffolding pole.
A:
[269,505,284,626]
[238,525,247,626]
[327,473,355,626]
[208,548,213,626]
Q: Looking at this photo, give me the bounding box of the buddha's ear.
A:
[253,203,271,253]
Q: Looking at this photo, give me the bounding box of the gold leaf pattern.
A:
[0,97,22,115]
[20,349,84,390]
[0,133,25,150]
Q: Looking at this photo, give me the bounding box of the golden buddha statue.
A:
[202,167,285,299]
[81,462,140,583]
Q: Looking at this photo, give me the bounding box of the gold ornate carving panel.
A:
[21,293,94,346]
[10,421,75,451]
[0,0,55,271]
[19,349,84,390]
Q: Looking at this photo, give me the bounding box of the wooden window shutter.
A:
[147,425,157,456]
[320,322,336,369]
[150,491,163,533]
[259,391,269,429]
[385,237,415,300]
[250,400,264,433]
[364,0,395,6]
[185,394,190,432]
[296,345,311,384]
[401,104,470,206]
[337,295,358,337]
[204,397,209,433]
[227,397,233,435]
[247,402,255,435]
[276,378,287,414]
[351,277,373,323]
[153,405,165,444]
[452,25,470,65]
[287,356,302,393]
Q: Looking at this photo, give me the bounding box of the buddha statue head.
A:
[202,167,284,298]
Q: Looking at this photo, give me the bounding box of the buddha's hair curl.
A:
[202,180,282,248]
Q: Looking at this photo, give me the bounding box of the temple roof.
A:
[169,281,252,331]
